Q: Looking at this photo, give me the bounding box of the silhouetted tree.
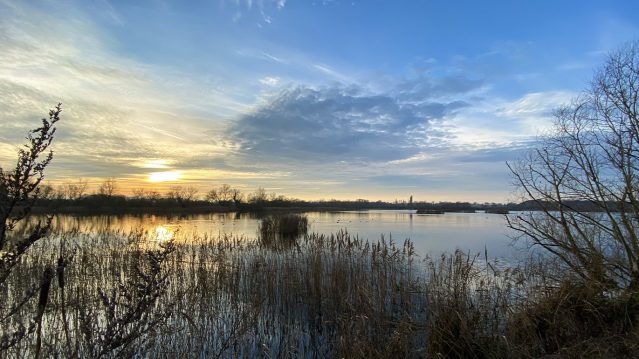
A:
[218,183,233,203]
[168,185,198,203]
[231,187,243,205]
[63,178,88,200]
[205,188,219,203]
[0,104,60,269]
[0,104,61,350]
[249,187,267,204]
[132,188,146,199]
[98,177,117,197]
[206,184,242,205]
[39,183,56,200]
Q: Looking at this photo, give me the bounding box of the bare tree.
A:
[205,185,243,205]
[218,184,233,203]
[167,186,182,201]
[183,186,198,201]
[145,190,161,201]
[168,185,198,202]
[39,183,56,200]
[508,41,639,290]
[231,188,243,205]
[205,188,219,203]
[132,188,146,199]
[98,177,117,197]
[249,187,267,204]
[64,178,88,200]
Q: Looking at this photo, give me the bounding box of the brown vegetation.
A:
[259,213,309,248]
[1,228,636,358]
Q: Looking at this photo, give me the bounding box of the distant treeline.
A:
[33,194,514,214]
[33,180,624,215]
[32,181,516,214]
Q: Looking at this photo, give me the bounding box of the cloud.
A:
[229,82,472,163]
[0,1,252,183]
[96,0,124,25]
[259,76,280,86]
[442,90,577,149]
[393,75,484,101]
[498,91,572,118]
[312,64,353,83]
[260,52,286,63]
[225,0,286,24]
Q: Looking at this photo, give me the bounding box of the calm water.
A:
[46,210,521,258]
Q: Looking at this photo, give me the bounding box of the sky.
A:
[1,0,638,202]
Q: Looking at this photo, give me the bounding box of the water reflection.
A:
[154,225,175,242]
[33,210,519,258]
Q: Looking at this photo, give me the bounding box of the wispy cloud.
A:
[224,0,287,24]
[312,64,353,83]
[96,0,124,25]
[259,76,281,86]
[261,52,286,63]
[0,1,249,186]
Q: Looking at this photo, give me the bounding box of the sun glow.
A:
[148,171,181,182]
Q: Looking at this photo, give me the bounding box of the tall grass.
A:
[2,228,423,357]
[259,214,309,248]
[1,226,638,357]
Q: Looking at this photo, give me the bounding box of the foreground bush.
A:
[1,104,61,353]
[509,282,639,357]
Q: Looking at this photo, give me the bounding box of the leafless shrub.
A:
[0,104,61,352]
[75,239,176,358]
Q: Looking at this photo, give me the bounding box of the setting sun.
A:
[148,171,180,182]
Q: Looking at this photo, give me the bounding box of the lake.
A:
[47,210,522,258]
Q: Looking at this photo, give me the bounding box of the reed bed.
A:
[2,229,427,358]
[259,214,309,249]
[2,227,637,358]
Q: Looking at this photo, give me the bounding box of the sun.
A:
[148,171,181,182]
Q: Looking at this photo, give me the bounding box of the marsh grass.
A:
[259,214,309,249]
[1,228,424,357]
[1,227,638,358]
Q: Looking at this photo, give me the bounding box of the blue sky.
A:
[1,0,638,201]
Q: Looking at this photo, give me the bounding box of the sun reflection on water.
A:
[154,225,175,242]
